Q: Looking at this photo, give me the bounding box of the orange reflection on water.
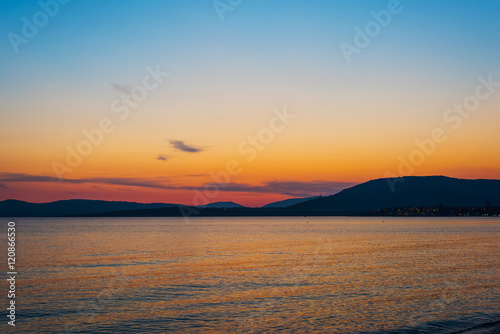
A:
[14,217,500,333]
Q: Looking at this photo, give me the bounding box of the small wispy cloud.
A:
[169,140,204,153]
[157,154,169,161]
[0,173,173,190]
[111,83,131,94]
[203,180,356,197]
[0,183,8,189]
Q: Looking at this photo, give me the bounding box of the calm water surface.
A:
[4,217,500,333]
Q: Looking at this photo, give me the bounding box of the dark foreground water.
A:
[2,217,499,333]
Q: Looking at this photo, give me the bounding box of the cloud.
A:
[203,180,356,197]
[0,173,57,183]
[111,83,131,94]
[169,140,203,153]
[0,173,174,190]
[0,183,8,189]
[266,180,355,196]
[0,172,356,197]
[157,154,169,161]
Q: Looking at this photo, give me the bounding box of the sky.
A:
[0,0,499,206]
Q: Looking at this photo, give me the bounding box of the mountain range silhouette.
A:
[1,176,499,217]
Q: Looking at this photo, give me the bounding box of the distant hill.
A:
[0,199,179,217]
[2,176,500,217]
[288,176,500,214]
[197,201,245,208]
[262,196,319,208]
[79,206,278,217]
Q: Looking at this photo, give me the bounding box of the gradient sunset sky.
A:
[1,0,499,206]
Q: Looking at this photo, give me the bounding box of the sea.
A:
[3,217,500,333]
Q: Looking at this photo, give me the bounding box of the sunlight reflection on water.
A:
[9,217,500,333]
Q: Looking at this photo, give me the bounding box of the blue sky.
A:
[2,0,499,91]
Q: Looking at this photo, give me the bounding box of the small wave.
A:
[365,313,500,334]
